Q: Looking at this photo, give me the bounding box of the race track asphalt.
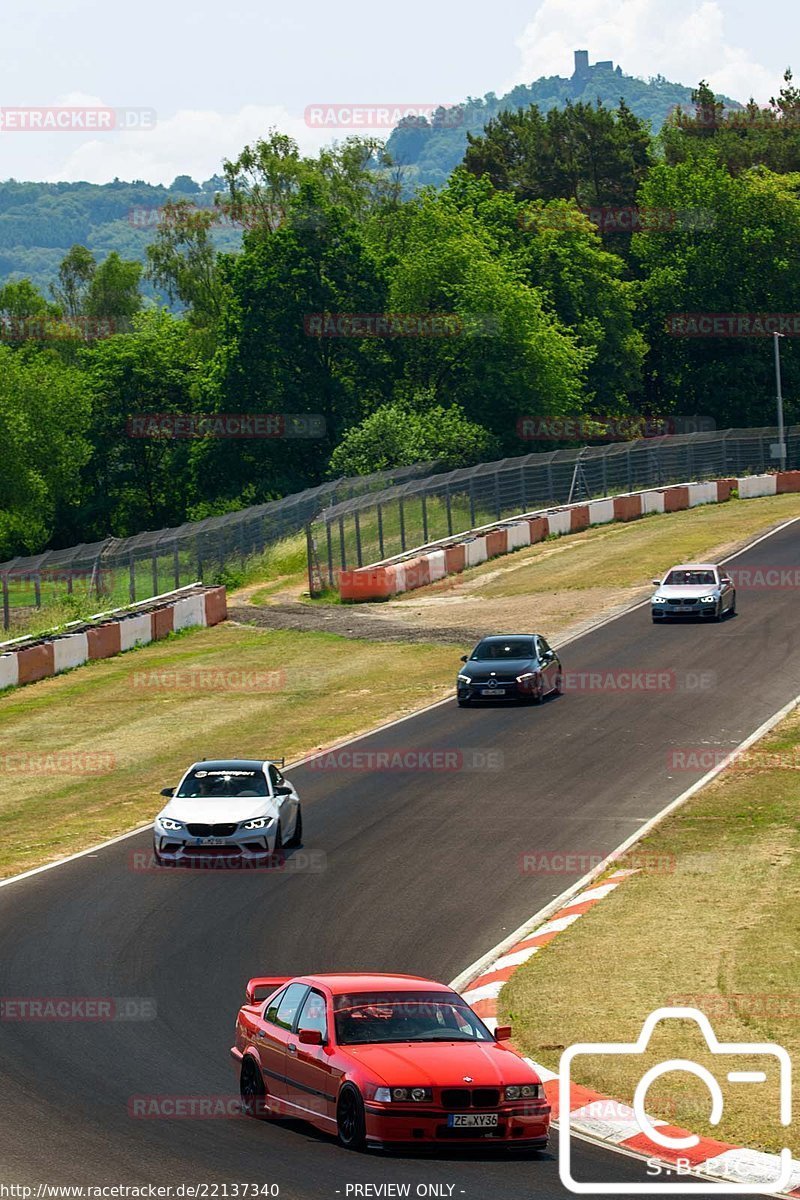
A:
[1,518,798,1200]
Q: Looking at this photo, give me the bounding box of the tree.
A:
[170,175,200,194]
[146,201,226,335]
[328,393,498,475]
[84,252,143,323]
[0,278,52,319]
[51,245,96,317]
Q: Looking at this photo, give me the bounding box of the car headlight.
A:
[159,818,184,831]
[652,597,667,604]
[457,674,471,684]
[242,817,274,830]
[505,1083,542,1100]
[516,671,536,683]
[373,1087,433,1103]
[700,595,716,603]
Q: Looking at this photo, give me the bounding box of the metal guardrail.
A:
[0,461,439,629]
[307,427,800,592]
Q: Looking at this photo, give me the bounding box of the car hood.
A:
[341,1040,536,1087]
[459,658,536,678]
[655,585,719,599]
[157,796,275,824]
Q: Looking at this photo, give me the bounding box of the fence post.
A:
[326,521,334,588]
[377,504,385,560]
[520,465,527,512]
[34,573,41,610]
[173,544,181,590]
[469,478,476,527]
[306,524,318,597]
[129,556,136,603]
[354,511,363,568]
[494,472,501,520]
[152,554,159,597]
[627,445,633,492]
[2,576,8,631]
[422,494,429,544]
[339,517,346,571]
[446,488,453,536]
[399,497,406,552]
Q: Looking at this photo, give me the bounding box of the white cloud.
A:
[508,0,777,104]
[49,104,334,185]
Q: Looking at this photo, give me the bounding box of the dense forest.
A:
[1,74,800,561]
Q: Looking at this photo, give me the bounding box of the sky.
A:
[0,0,797,185]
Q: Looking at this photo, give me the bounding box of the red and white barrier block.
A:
[0,585,227,694]
[339,470,800,601]
[457,869,800,1194]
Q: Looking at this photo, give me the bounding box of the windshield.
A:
[663,570,717,587]
[333,991,494,1044]
[470,639,535,661]
[176,768,268,798]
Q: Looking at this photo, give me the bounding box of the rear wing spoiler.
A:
[245,976,291,1004]
[265,758,285,768]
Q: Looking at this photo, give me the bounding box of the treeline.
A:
[1,76,800,560]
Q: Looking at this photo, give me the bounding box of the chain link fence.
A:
[308,427,800,592]
[0,461,439,630]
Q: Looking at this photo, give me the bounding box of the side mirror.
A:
[160,787,175,797]
[651,579,660,587]
[460,655,468,663]
[274,784,292,796]
[298,1028,324,1046]
[721,576,732,586]
[495,1025,512,1041]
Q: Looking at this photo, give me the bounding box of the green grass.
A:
[500,706,800,1155]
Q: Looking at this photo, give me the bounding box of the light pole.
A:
[773,332,787,471]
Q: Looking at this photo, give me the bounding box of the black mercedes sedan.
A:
[456,634,562,707]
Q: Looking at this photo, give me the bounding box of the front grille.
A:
[186,822,239,836]
[668,598,699,606]
[184,844,242,856]
[440,1088,500,1109]
[436,1124,506,1139]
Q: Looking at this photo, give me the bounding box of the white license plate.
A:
[482,688,506,696]
[197,837,228,845]
[447,1113,499,1128]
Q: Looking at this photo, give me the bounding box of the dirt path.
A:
[227,601,485,645]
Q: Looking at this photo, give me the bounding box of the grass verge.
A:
[0,625,454,878]
[500,704,800,1155]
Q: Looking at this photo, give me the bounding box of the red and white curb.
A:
[457,869,800,1195]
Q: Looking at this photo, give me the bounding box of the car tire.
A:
[152,841,168,867]
[552,671,563,696]
[337,1085,367,1150]
[714,602,724,623]
[286,806,302,847]
[730,592,737,617]
[531,676,544,705]
[457,698,470,708]
[240,1058,268,1119]
[273,824,283,855]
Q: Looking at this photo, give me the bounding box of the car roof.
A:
[296,973,453,995]
[187,759,268,771]
[667,563,718,571]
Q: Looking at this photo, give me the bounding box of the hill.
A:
[384,51,744,189]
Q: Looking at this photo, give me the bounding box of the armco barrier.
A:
[337,473,798,602]
[0,585,227,694]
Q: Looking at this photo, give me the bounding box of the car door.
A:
[284,987,340,1130]
[718,570,733,610]
[254,983,309,1113]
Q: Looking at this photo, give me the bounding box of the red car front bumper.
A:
[364,1100,551,1148]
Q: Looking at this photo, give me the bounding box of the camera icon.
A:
[559,1007,793,1194]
